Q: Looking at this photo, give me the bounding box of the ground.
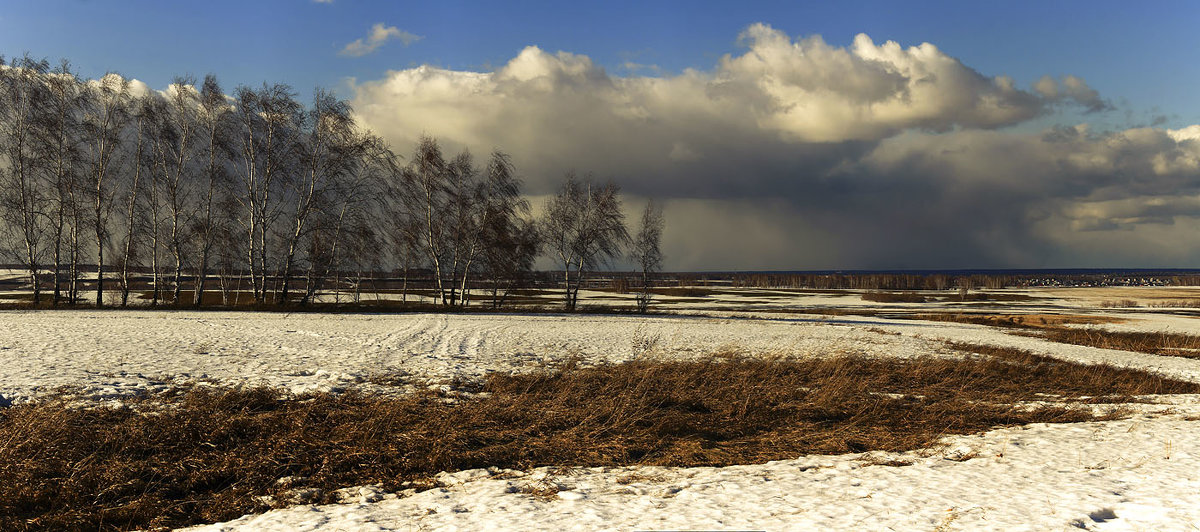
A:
[3,285,1200,530]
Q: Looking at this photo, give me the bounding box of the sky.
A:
[4,1,1200,270]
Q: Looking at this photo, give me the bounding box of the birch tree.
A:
[82,73,131,306]
[192,74,233,306]
[38,60,87,305]
[0,55,50,304]
[301,133,389,305]
[541,173,628,311]
[476,152,536,308]
[278,89,359,304]
[116,94,155,306]
[234,83,301,303]
[631,199,664,313]
[403,136,451,305]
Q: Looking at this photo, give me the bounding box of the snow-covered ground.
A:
[0,310,940,403]
[3,289,1200,530]
[5,305,1200,404]
[184,408,1200,532]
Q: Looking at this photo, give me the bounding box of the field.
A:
[3,284,1200,530]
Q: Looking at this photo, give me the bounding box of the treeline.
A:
[720,272,1200,289]
[726,273,1010,290]
[0,54,663,310]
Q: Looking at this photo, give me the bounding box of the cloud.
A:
[1035,74,1113,113]
[350,24,1200,269]
[339,24,421,58]
[313,0,334,4]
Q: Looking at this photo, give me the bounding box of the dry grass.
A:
[938,292,1037,302]
[945,341,1200,396]
[1032,328,1200,359]
[1146,300,1200,308]
[902,312,1200,360]
[861,291,928,303]
[2,352,1196,531]
[907,313,1122,329]
[860,291,1035,305]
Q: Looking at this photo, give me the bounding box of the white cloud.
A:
[1169,125,1200,143]
[1033,74,1111,112]
[339,24,421,58]
[349,23,1200,269]
[351,23,1082,158]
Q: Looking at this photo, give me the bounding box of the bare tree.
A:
[234,83,301,303]
[278,89,361,304]
[481,216,540,308]
[455,151,528,307]
[116,94,156,306]
[192,74,233,306]
[81,73,131,306]
[441,150,479,306]
[401,136,451,305]
[37,60,87,305]
[631,199,664,313]
[301,133,390,305]
[385,169,423,305]
[140,96,174,305]
[211,188,243,306]
[2,53,657,313]
[541,173,628,311]
[0,55,51,304]
[152,77,204,305]
[391,140,533,308]
[476,152,538,308]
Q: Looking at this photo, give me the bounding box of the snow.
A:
[0,310,952,403]
[184,409,1200,531]
[4,287,1200,530]
[6,306,1200,405]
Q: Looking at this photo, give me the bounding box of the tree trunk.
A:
[68,211,80,304]
[278,219,303,305]
[95,191,104,307]
[52,206,65,306]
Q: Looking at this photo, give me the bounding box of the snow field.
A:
[3,298,1200,530]
[183,408,1200,531]
[0,310,950,403]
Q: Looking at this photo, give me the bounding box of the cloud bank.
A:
[340,24,421,58]
[351,23,1200,270]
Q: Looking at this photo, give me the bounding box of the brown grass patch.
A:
[862,291,928,303]
[914,313,1200,360]
[908,313,1123,329]
[944,341,1200,396]
[1032,327,1200,359]
[731,308,883,317]
[2,352,1196,531]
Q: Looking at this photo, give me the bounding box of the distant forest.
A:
[0,54,665,311]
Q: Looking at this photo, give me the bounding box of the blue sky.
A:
[2,0,1198,130]
[6,1,1200,269]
